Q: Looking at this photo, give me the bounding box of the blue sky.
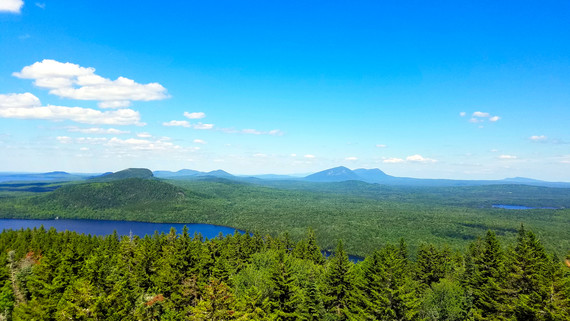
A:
[1,1,569,180]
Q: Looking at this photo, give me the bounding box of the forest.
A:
[1,177,570,257]
[1,225,569,320]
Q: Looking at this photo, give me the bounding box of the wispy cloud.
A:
[35,2,44,9]
[383,157,404,163]
[193,139,206,144]
[375,144,387,148]
[0,0,24,13]
[383,154,437,164]
[529,135,547,142]
[66,126,129,135]
[184,112,206,119]
[163,120,190,127]
[406,154,437,163]
[221,128,283,136]
[499,154,517,160]
[106,137,180,151]
[136,132,152,138]
[472,111,490,118]
[193,123,214,130]
[0,93,143,125]
[304,154,315,159]
[466,111,501,124]
[13,59,169,108]
[345,156,358,161]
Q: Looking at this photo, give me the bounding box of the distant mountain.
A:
[246,174,300,180]
[154,169,202,178]
[501,177,570,188]
[304,166,362,182]
[204,170,233,178]
[0,171,89,183]
[297,166,570,188]
[90,168,154,182]
[153,169,233,180]
[353,168,390,182]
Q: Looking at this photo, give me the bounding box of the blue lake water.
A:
[492,204,558,210]
[0,218,364,262]
[0,219,243,239]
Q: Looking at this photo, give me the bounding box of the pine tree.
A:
[323,240,361,320]
[303,274,324,321]
[268,251,301,320]
[469,231,508,320]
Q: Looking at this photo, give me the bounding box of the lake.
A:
[0,218,364,262]
[492,204,558,210]
[0,218,243,239]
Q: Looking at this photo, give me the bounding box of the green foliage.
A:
[0,226,569,320]
[2,178,570,259]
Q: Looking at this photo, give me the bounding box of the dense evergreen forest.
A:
[1,178,570,257]
[1,226,569,320]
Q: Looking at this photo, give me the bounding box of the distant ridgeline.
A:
[2,166,570,187]
[0,226,569,320]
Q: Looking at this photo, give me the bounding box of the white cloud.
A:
[0,0,23,13]
[106,137,179,151]
[35,2,45,9]
[0,92,40,108]
[242,128,262,135]
[67,126,129,135]
[219,127,282,136]
[345,156,358,161]
[163,120,190,127]
[383,157,404,163]
[467,111,500,124]
[0,93,143,125]
[136,132,152,138]
[268,129,284,136]
[304,154,315,159]
[184,112,206,119]
[76,137,108,144]
[13,59,169,107]
[530,135,547,141]
[253,153,267,158]
[79,147,89,151]
[193,123,214,130]
[193,139,206,144]
[375,144,387,148]
[499,155,517,160]
[56,136,72,144]
[472,111,490,118]
[459,112,466,117]
[406,154,437,163]
[290,154,297,157]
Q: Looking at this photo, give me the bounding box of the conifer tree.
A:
[469,231,508,320]
[268,250,301,320]
[323,240,361,320]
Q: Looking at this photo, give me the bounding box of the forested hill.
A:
[0,226,568,320]
[31,178,187,210]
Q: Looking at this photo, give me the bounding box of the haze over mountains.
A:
[1,166,569,188]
